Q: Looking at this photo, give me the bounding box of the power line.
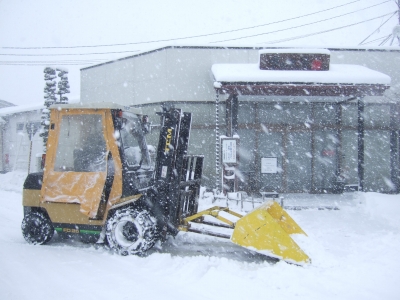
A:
[0,49,140,57]
[2,10,395,59]
[211,1,395,43]
[0,60,107,63]
[380,33,394,45]
[360,34,392,45]
[0,59,108,66]
[259,11,397,44]
[0,62,96,66]
[1,0,363,50]
[358,12,396,45]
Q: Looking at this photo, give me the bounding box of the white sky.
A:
[0,0,398,106]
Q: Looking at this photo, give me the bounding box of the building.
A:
[0,98,79,173]
[0,104,44,173]
[0,99,15,109]
[0,100,17,172]
[79,46,399,194]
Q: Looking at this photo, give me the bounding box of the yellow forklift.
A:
[21,103,310,264]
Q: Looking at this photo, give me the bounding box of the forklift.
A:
[21,103,310,264]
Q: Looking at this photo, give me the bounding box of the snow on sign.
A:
[222,139,236,163]
[261,157,278,174]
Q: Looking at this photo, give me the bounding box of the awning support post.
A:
[226,94,238,137]
[390,103,399,193]
[215,90,221,193]
[357,97,365,192]
[335,102,343,192]
[223,94,239,194]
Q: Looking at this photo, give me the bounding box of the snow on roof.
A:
[258,48,331,55]
[0,103,43,116]
[211,63,391,85]
[0,99,16,108]
[50,102,143,115]
[0,98,80,117]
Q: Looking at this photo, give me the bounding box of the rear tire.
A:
[106,207,157,256]
[22,211,54,245]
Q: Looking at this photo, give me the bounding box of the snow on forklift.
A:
[21,103,310,264]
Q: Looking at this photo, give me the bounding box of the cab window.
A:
[120,113,143,169]
[54,114,107,172]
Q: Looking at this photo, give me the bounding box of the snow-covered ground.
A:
[0,171,399,300]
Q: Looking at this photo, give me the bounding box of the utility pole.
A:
[390,1,400,46]
[398,0,400,24]
[396,0,400,46]
[26,123,38,174]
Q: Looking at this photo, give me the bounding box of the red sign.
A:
[322,150,335,157]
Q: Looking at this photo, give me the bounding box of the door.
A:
[314,130,338,192]
[258,131,283,192]
[41,111,108,219]
[286,132,312,192]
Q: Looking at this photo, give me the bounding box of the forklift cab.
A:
[40,103,151,219]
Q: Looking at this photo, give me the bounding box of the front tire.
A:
[21,211,54,245]
[106,207,157,256]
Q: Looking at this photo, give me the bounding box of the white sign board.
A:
[222,139,237,163]
[261,157,277,174]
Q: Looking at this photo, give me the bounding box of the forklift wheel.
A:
[106,207,157,256]
[21,211,54,245]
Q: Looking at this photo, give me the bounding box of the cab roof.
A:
[49,102,143,115]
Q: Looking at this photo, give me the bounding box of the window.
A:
[120,111,153,170]
[17,121,41,134]
[16,123,24,132]
[54,114,107,172]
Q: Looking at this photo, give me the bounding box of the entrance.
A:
[255,129,312,193]
[212,48,391,194]
[286,131,312,192]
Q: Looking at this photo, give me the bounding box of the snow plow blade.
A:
[231,201,310,264]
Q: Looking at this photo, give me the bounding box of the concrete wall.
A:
[81,47,260,105]
[81,46,400,106]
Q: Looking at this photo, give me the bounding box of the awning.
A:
[212,63,391,97]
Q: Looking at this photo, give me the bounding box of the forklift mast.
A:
[152,107,202,233]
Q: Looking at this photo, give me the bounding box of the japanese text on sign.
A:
[222,139,237,163]
[261,157,277,173]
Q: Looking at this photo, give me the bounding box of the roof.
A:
[0,99,15,109]
[0,103,43,117]
[0,98,80,117]
[212,64,391,85]
[212,63,391,97]
[80,45,400,71]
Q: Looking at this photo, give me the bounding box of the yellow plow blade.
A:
[231,201,310,264]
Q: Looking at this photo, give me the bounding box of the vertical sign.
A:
[222,139,236,163]
[26,122,39,174]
